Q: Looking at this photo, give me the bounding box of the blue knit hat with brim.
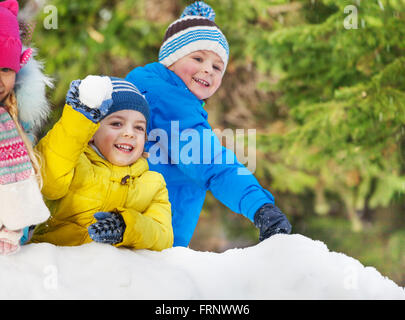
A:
[104,77,150,125]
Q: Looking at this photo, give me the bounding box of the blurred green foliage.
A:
[25,0,405,285]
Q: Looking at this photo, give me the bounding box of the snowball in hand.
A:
[78,75,113,109]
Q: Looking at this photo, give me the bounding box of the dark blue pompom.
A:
[181,1,216,21]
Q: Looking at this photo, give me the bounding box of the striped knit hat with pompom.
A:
[158,1,229,73]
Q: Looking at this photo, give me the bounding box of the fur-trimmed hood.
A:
[14,46,53,137]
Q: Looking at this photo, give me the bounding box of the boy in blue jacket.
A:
[126,1,291,247]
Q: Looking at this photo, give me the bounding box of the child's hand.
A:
[254,203,292,241]
[66,75,113,123]
[0,240,20,255]
[0,227,22,255]
[88,211,126,245]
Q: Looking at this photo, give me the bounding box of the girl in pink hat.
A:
[0,0,52,255]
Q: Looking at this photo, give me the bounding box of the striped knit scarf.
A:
[0,106,32,185]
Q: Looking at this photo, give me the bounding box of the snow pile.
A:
[0,234,404,299]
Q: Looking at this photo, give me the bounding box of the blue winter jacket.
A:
[126,62,274,246]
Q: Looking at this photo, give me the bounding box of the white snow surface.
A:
[0,234,404,299]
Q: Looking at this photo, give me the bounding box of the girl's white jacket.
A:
[0,47,52,231]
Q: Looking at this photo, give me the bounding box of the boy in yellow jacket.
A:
[30,76,173,251]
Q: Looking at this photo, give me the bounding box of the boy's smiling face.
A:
[0,68,16,103]
[168,50,224,100]
[91,109,146,166]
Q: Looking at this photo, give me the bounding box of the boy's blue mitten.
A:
[254,203,292,241]
[88,211,126,244]
[66,75,113,123]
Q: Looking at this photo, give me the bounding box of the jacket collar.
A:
[149,62,188,90]
[84,144,149,178]
[146,62,207,118]
[15,46,53,136]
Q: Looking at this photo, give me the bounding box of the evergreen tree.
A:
[254,0,405,230]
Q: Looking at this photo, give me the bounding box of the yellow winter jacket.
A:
[31,105,173,251]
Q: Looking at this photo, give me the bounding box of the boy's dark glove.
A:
[88,211,126,244]
[254,203,292,241]
[65,76,113,123]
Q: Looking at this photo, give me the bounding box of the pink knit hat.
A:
[0,0,23,72]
